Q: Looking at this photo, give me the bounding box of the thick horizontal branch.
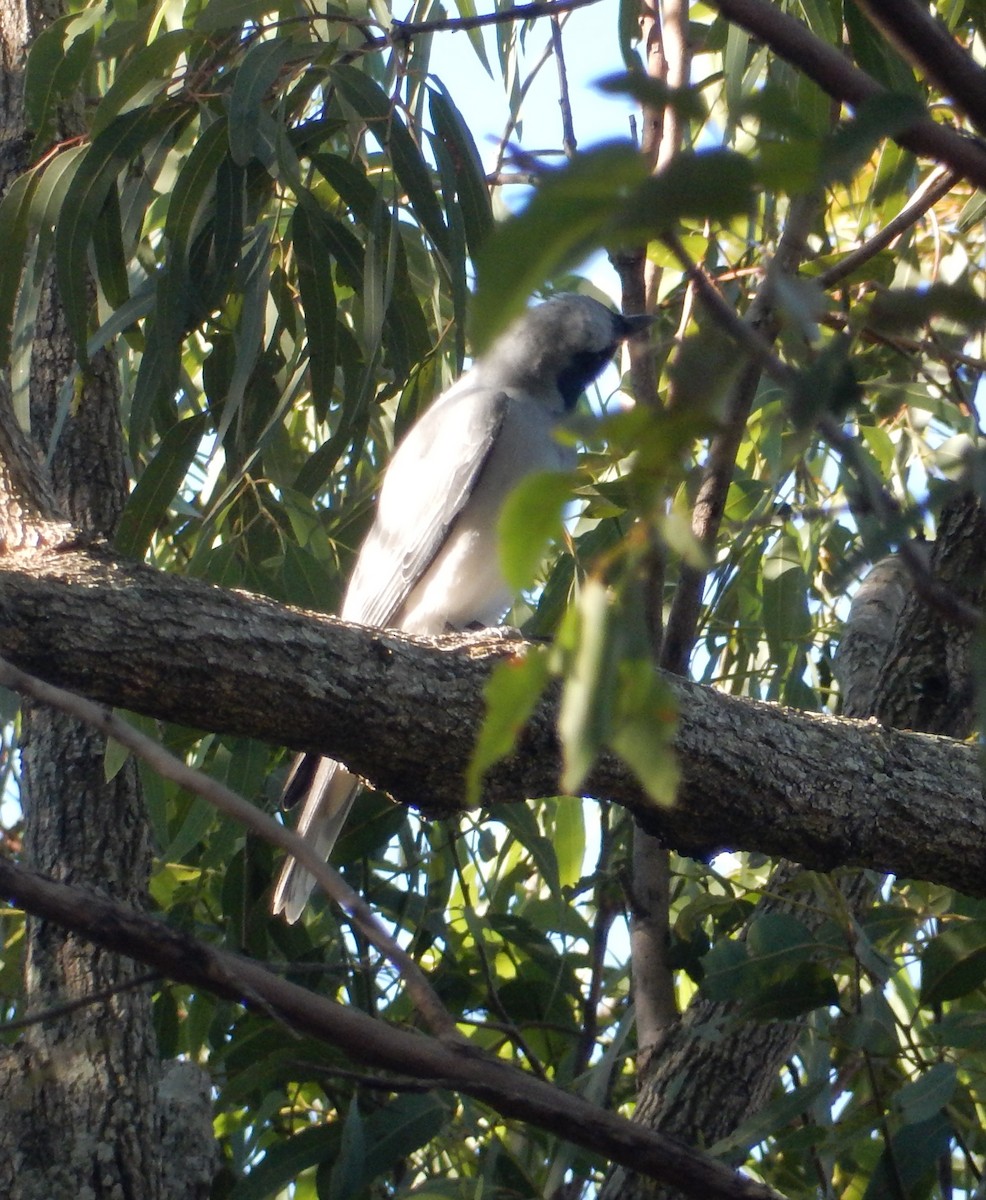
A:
[0,542,983,894]
[0,857,781,1200]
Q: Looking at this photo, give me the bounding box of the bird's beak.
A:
[619,312,656,339]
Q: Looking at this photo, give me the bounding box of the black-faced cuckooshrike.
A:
[273,293,650,921]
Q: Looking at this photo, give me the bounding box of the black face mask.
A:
[556,345,617,410]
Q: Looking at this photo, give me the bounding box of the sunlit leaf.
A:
[467,648,551,805]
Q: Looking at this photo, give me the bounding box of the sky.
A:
[425,0,636,247]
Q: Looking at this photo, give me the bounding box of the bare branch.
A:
[390,0,602,38]
[550,15,577,158]
[0,971,161,1035]
[818,167,959,290]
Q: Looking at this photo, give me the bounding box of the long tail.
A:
[271,755,359,922]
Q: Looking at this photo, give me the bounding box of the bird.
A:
[272,292,651,921]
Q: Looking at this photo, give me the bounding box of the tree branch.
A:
[0,543,984,896]
[0,857,785,1200]
[850,0,986,136]
[705,0,986,190]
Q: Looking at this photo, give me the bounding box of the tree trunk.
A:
[0,5,215,1194]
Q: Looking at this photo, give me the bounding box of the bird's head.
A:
[485,293,652,411]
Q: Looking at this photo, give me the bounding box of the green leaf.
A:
[92,181,130,310]
[216,223,273,448]
[115,414,208,557]
[823,93,928,186]
[553,798,585,890]
[90,30,193,137]
[194,0,292,31]
[703,914,837,1019]
[488,805,561,896]
[103,735,131,782]
[164,117,230,256]
[467,648,551,805]
[861,1113,952,1200]
[498,470,575,593]
[358,1094,449,1191]
[331,65,449,258]
[0,167,43,363]
[293,205,337,423]
[614,148,756,234]
[608,661,679,807]
[24,13,97,149]
[56,105,190,362]
[325,1099,365,1200]
[557,578,619,795]
[163,794,216,865]
[762,531,811,656]
[865,283,986,334]
[893,1064,957,1125]
[428,84,494,257]
[230,1125,339,1200]
[129,260,188,453]
[920,920,986,1005]
[229,40,314,167]
[700,940,749,1001]
[597,72,706,122]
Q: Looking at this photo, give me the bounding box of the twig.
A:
[390,0,601,38]
[0,970,161,1035]
[0,655,461,1042]
[818,167,959,289]
[550,15,577,158]
[573,806,617,1079]
[493,30,561,178]
[661,193,819,676]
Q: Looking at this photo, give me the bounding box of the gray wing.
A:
[341,384,508,627]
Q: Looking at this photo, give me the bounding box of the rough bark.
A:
[0,0,216,1186]
[0,539,982,897]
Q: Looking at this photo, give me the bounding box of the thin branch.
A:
[618,0,694,1064]
[573,806,618,1080]
[494,29,561,178]
[0,655,461,1043]
[550,15,577,158]
[705,0,986,191]
[661,194,819,675]
[390,0,602,37]
[0,971,161,1035]
[818,167,959,290]
[0,857,787,1200]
